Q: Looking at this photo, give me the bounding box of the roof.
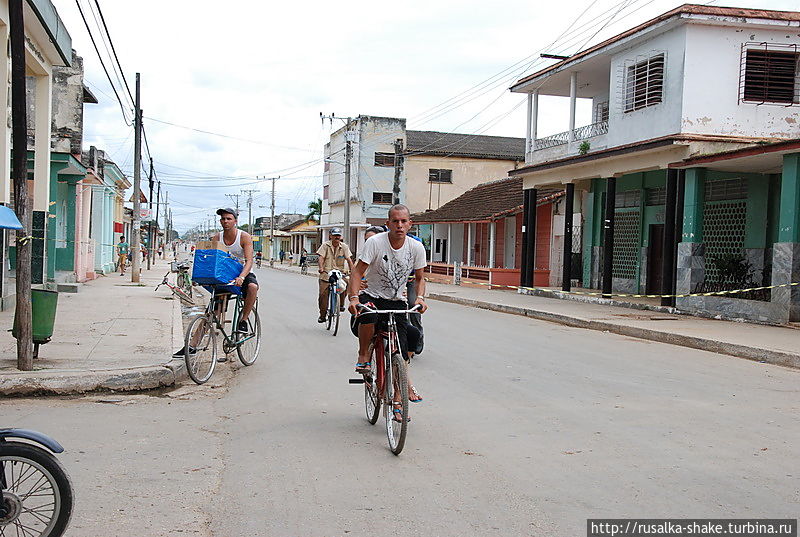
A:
[668,138,800,173]
[406,130,525,161]
[511,4,800,92]
[413,177,563,223]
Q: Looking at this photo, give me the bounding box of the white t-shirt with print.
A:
[358,232,427,301]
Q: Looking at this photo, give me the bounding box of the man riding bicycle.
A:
[317,228,353,323]
[347,205,427,378]
[214,208,258,333]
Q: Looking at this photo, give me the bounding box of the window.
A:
[594,101,609,123]
[372,192,392,204]
[741,43,799,105]
[705,178,747,202]
[623,53,665,112]
[374,152,394,167]
[428,169,453,183]
[323,185,329,200]
[645,187,666,206]
[615,189,641,208]
[324,160,330,171]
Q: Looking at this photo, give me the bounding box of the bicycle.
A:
[299,258,308,275]
[156,262,194,305]
[0,428,74,536]
[350,303,420,455]
[325,270,345,336]
[256,257,262,268]
[183,284,262,385]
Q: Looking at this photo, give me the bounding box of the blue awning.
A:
[0,206,23,230]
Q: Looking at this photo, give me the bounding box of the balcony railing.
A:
[532,120,608,151]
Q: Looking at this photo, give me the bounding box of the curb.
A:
[0,284,189,397]
[428,293,800,370]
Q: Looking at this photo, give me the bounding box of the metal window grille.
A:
[372,192,392,204]
[615,189,641,208]
[645,187,666,206]
[623,53,665,113]
[740,42,799,105]
[612,210,640,279]
[702,201,747,284]
[428,169,453,183]
[374,152,394,167]
[704,178,747,202]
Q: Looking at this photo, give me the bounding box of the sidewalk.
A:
[0,259,185,396]
[270,262,800,369]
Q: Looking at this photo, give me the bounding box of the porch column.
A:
[676,168,705,295]
[526,90,539,160]
[568,72,577,143]
[772,153,800,321]
[0,23,9,203]
[524,189,537,287]
[430,223,435,262]
[602,177,616,297]
[466,223,472,266]
[488,221,496,269]
[32,75,53,284]
[660,169,678,306]
[446,224,452,264]
[562,183,574,292]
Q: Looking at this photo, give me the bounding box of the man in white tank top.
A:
[216,208,259,333]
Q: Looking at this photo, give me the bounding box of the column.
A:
[526,90,539,160]
[562,183,574,291]
[32,75,52,284]
[520,190,530,286]
[772,153,800,321]
[568,72,577,143]
[466,223,472,266]
[676,168,705,295]
[661,169,678,306]
[602,177,616,297]
[430,223,435,262]
[489,221,496,269]
[0,23,10,203]
[446,224,452,264]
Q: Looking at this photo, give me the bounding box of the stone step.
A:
[56,282,81,293]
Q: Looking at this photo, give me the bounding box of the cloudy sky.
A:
[52,0,799,233]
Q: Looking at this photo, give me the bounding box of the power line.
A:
[91,0,134,103]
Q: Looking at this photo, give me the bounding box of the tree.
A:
[306,198,321,222]
[238,223,251,233]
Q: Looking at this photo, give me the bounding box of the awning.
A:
[0,206,23,230]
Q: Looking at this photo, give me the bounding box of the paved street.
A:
[4,267,798,537]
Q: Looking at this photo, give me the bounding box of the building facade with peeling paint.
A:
[510,4,800,324]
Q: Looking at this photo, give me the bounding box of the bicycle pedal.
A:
[348,378,365,384]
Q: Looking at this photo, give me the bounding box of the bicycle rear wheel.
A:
[326,290,335,331]
[184,314,217,384]
[237,309,262,366]
[364,343,381,424]
[385,352,409,455]
[332,297,340,337]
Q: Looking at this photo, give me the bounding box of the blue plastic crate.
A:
[192,249,243,286]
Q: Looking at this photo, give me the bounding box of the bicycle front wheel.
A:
[326,291,335,331]
[364,343,381,425]
[0,441,74,537]
[185,314,217,384]
[332,295,340,337]
[237,309,262,366]
[385,352,409,455]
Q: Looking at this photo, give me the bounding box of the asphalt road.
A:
[3,267,798,537]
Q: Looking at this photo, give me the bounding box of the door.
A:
[647,224,664,295]
[504,216,516,268]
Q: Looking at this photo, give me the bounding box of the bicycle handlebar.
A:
[356,303,421,314]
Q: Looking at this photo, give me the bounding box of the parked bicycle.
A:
[349,303,420,455]
[0,428,73,536]
[155,261,194,305]
[324,270,345,336]
[183,283,262,384]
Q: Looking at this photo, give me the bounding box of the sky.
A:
[52,0,800,234]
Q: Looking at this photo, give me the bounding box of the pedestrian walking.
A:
[279,250,285,264]
[116,236,129,275]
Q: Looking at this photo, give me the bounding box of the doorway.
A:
[647,224,664,295]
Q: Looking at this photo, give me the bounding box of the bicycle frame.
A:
[358,305,419,400]
[206,288,257,348]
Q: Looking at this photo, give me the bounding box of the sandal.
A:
[409,385,423,403]
[392,402,411,423]
[355,361,372,375]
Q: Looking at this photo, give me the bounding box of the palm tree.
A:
[306,198,321,222]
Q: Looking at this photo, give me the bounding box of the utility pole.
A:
[393,138,404,205]
[147,157,154,270]
[270,178,277,260]
[241,189,258,233]
[131,73,143,283]
[9,0,32,370]
[224,193,240,217]
[321,114,355,244]
[155,180,161,255]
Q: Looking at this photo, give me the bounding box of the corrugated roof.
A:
[413,177,562,223]
[511,4,800,91]
[406,130,525,161]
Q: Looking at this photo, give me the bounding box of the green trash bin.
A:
[13,288,59,345]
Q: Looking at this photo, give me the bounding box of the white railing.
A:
[532,120,608,151]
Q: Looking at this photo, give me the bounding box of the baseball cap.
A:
[330,227,343,236]
[216,208,238,218]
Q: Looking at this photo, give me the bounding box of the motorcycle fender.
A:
[0,428,64,453]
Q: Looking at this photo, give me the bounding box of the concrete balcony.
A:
[526,120,609,163]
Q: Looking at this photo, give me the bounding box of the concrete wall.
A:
[50,50,85,155]
[682,24,800,138]
[405,156,519,214]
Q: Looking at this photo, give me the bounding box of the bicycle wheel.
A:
[172,285,194,306]
[179,273,193,299]
[332,295,340,337]
[364,343,381,425]
[237,309,261,366]
[0,441,73,537]
[385,352,409,455]
[184,314,217,384]
[326,290,335,331]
